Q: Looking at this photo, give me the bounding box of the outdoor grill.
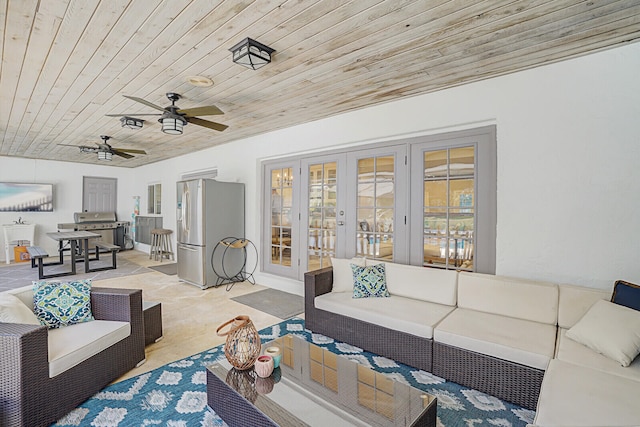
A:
[57,212,131,249]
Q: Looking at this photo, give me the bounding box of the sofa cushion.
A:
[433,308,556,370]
[534,359,640,426]
[457,272,558,325]
[330,257,365,293]
[612,279,640,311]
[315,292,454,339]
[351,263,390,298]
[0,293,40,325]
[565,299,640,367]
[557,283,610,329]
[7,284,36,309]
[556,328,640,382]
[48,319,130,377]
[33,280,95,329]
[381,262,457,306]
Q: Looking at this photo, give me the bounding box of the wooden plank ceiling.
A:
[1,0,640,168]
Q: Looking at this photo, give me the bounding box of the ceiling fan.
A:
[106,92,228,134]
[59,135,147,160]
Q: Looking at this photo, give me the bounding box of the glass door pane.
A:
[271,167,293,266]
[422,146,475,270]
[308,162,338,271]
[356,155,395,261]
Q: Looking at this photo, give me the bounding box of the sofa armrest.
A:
[91,287,142,322]
[90,287,145,363]
[1,322,50,425]
[304,267,334,333]
[0,322,49,367]
[304,267,334,299]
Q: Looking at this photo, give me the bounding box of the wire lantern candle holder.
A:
[216,315,261,370]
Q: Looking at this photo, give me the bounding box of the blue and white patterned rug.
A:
[52,318,535,426]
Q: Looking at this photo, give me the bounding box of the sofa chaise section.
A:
[0,286,145,427]
[534,358,640,425]
[433,272,558,409]
[532,284,640,425]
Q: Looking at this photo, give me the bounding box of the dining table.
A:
[39,230,102,279]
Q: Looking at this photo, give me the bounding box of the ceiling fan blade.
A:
[105,113,161,117]
[58,144,96,152]
[111,150,135,159]
[177,105,224,117]
[123,95,166,111]
[113,148,147,154]
[186,117,228,132]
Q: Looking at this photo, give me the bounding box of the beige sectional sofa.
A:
[304,259,640,423]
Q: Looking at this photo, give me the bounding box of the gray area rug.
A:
[0,255,152,292]
[231,288,304,319]
[148,263,177,275]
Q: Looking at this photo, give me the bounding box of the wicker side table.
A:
[143,301,163,345]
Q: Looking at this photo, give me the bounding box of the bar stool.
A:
[150,228,174,262]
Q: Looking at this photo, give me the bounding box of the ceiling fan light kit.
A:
[160,116,187,135]
[97,151,113,161]
[230,37,275,70]
[120,116,144,129]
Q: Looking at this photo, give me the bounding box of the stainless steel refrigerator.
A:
[176,179,245,289]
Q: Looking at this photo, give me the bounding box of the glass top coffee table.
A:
[206,334,436,426]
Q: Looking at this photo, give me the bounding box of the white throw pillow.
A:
[566,299,640,367]
[330,257,365,293]
[0,293,40,325]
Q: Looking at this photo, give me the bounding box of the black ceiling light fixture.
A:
[120,116,144,129]
[229,37,275,70]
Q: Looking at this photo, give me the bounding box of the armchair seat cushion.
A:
[434,308,556,370]
[48,320,130,377]
[315,292,454,339]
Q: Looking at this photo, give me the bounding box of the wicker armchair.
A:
[0,287,146,427]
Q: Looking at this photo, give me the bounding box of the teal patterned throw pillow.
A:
[32,280,94,329]
[351,263,390,298]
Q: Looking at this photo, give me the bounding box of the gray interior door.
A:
[83,177,117,212]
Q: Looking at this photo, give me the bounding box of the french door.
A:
[263,161,300,277]
[298,146,407,279]
[262,126,495,280]
[409,127,496,274]
[346,146,408,263]
[300,155,346,273]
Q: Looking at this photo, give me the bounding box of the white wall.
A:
[133,41,640,292]
[0,157,133,260]
[7,42,639,292]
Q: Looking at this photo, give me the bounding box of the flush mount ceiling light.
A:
[97,151,113,161]
[229,37,275,70]
[186,75,214,87]
[120,116,144,129]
